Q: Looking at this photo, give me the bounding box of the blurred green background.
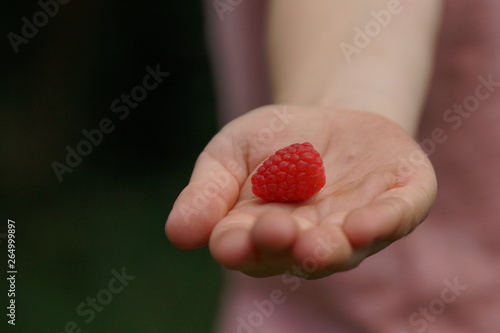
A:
[1,1,224,332]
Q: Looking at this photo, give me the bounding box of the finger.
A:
[209,212,257,270]
[166,141,246,250]
[251,210,298,253]
[291,224,353,279]
[343,184,435,248]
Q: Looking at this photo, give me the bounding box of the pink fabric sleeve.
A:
[203,0,271,126]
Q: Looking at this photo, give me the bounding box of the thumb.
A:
[165,138,246,250]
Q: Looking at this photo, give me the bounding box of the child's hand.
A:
[166,105,437,279]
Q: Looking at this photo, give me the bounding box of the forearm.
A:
[267,0,443,135]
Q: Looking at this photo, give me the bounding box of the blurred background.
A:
[0,1,224,332]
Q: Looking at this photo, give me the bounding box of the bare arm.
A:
[268,0,443,135]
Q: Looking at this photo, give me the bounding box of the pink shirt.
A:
[205,1,500,331]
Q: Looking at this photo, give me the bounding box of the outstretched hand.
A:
[166,105,436,279]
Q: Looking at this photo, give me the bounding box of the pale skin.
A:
[166,0,442,279]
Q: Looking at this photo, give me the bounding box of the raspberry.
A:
[251,142,326,202]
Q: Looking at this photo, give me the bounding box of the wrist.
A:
[273,77,424,137]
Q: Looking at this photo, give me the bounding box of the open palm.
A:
[166,105,437,279]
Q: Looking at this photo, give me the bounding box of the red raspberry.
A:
[251,142,326,202]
